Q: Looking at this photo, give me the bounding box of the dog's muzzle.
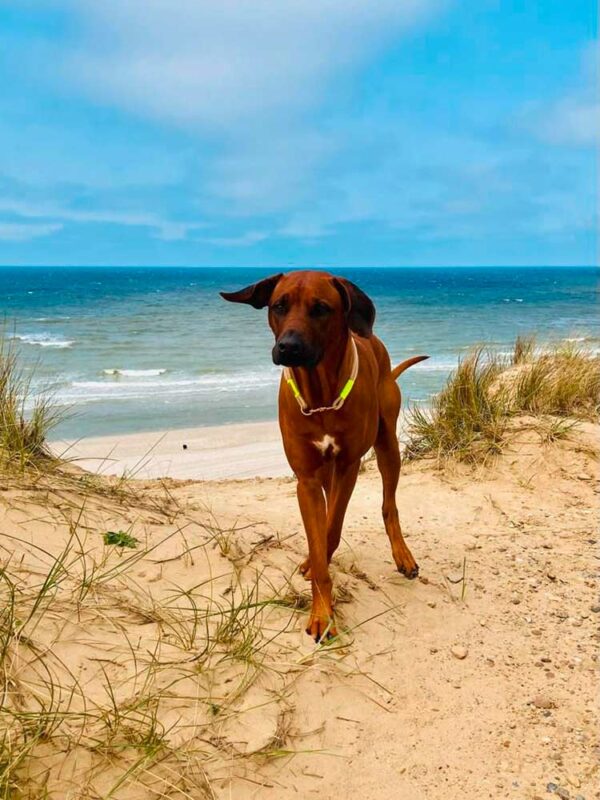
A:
[272,331,320,368]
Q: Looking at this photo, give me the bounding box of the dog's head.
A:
[220,270,375,368]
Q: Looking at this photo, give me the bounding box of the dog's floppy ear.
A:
[220,273,283,309]
[332,277,376,337]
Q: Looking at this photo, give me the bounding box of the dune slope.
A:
[1,422,598,799]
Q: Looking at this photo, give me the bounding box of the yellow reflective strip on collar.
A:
[286,377,301,399]
[339,378,354,400]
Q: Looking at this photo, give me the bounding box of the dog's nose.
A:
[277,331,304,355]
[273,331,313,366]
[278,339,300,357]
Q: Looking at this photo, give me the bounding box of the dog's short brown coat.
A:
[221,270,427,641]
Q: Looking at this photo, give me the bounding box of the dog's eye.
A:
[271,301,287,315]
[310,301,331,318]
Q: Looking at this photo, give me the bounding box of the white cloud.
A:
[522,41,599,148]
[536,98,599,146]
[279,217,332,240]
[60,1,438,131]
[5,1,593,261]
[205,129,335,215]
[0,196,204,240]
[0,222,63,241]
[201,230,268,247]
[13,0,442,223]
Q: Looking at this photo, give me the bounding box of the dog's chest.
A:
[312,434,341,460]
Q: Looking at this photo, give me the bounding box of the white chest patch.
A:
[313,435,340,457]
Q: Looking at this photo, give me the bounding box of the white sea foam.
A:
[11,333,74,348]
[54,369,281,403]
[103,368,168,377]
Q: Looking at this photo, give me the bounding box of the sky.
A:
[0,0,597,267]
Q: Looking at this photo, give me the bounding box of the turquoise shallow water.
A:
[1,267,598,438]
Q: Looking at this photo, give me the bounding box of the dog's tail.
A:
[391,355,429,381]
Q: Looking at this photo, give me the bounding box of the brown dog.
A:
[221,270,427,641]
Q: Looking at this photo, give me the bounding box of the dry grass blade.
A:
[512,334,536,365]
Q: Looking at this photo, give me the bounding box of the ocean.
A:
[1,266,598,439]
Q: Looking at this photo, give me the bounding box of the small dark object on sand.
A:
[546,785,571,800]
[183,443,188,450]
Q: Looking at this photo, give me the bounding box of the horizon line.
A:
[1,264,598,270]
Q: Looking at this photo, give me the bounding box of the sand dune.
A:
[3,421,598,798]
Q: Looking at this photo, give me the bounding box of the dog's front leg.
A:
[296,475,336,641]
[326,459,361,562]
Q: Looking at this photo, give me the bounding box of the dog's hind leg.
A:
[374,382,419,578]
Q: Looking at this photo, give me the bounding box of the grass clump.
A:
[407,337,599,463]
[0,337,62,472]
[511,341,600,419]
[407,348,508,463]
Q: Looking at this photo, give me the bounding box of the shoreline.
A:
[50,419,291,480]
[51,413,413,481]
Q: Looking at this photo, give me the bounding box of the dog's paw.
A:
[398,562,419,580]
[305,611,337,643]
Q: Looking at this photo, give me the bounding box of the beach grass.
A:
[0,505,312,798]
[511,334,536,365]
[510,339,600,419]
[0,336,314,796]
[406,347,508,462]
[406,338,600,462]
[0,337,63,474]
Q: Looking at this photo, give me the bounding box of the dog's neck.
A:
[292,329,354,410]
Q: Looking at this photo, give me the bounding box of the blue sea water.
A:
[1,266,598,439]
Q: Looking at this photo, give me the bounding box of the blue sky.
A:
[0,0,597,267]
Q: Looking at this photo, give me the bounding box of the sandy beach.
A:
[51,419,292,480]
[4,417,598,798]
[51,413,417,480]
[2,0,597,793]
